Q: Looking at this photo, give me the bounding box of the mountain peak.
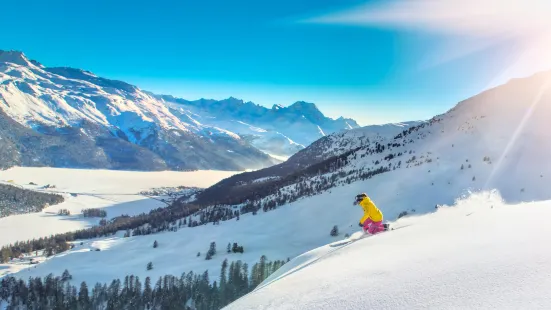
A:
[286,101,325,122]
[225,96,245,104]
[289,101,319,111]
[0,50,33,67]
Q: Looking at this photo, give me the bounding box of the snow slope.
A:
[226,194,551,310]
[0,167,237,246]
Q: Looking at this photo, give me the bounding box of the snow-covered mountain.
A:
[0,50,359,171]
[2,64,551,308]
[157,95,360,159]
[0,50,281,170]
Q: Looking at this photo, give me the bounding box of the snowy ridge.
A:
[299,120,424,161]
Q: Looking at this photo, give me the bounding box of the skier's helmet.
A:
[354,193,367,205]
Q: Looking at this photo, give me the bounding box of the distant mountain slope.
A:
[158,95,360,158]
[0,50,277,170]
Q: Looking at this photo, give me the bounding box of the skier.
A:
[353,193,385,234]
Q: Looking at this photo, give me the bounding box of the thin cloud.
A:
[303,0,551,39]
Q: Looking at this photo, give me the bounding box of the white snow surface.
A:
[227,194,551,310]
[0,167,237,247]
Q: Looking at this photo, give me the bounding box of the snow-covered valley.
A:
[0,167,237,247]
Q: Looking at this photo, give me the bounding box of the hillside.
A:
[226,195,551,310]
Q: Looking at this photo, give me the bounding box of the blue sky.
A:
[2,0,550,125]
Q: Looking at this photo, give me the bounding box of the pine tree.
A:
[227,243,231,253]
[62,269,72,281]
[259,255,267,283]
[143,277,152,308]
[153,240,158,248]
[78,281,90,308]
[241,262,249,295]
[209,242,216,256]
[330,225,339,236]
[220,259,228,306]
[147,262,153,270]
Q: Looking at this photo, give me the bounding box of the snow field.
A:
[226,193,551,310]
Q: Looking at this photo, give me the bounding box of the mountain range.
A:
[0,49,362,171]
[2,55,551,309]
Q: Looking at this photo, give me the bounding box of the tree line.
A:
[0,255,288,310]
[0,183,64,218]
[82,208,107,218]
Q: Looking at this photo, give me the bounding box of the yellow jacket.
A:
[359,195,383,223]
